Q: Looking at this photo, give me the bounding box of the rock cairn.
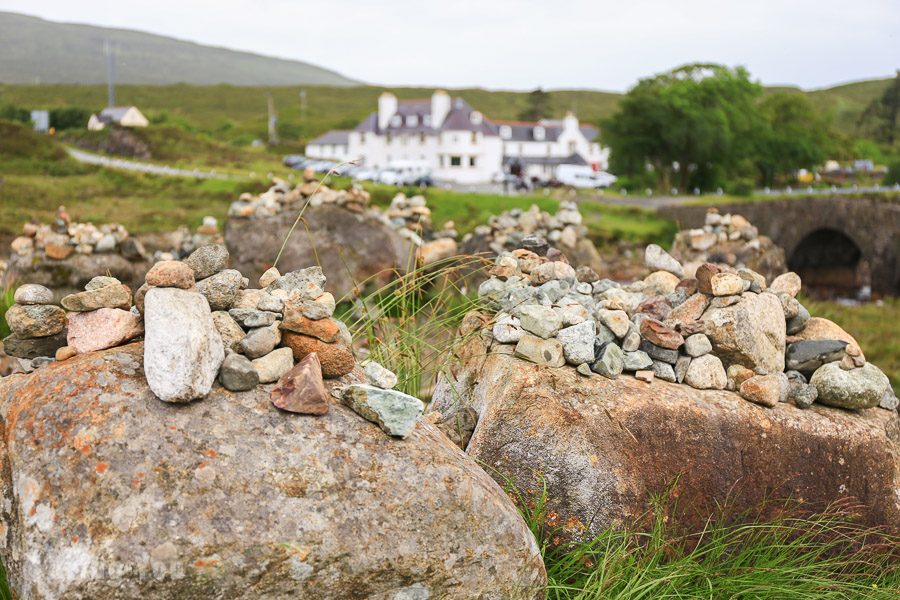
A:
[1,244,424,439]
[462,200,587,256]
[228,177,372,219]
[150,216,223,262]
[670,208,787,282]
[9,206,146,261]
[476,238,896,413]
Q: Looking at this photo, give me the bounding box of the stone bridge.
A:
[658,195,900,296]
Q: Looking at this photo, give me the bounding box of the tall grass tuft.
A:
[0,285,16,339]
[514,482,899,599]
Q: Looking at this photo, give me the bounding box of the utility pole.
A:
[267,94,279,145]
[299,89,307,123]
[104,39,116,108]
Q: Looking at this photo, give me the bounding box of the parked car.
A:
[352,168,380,182]
[555,165,618,189]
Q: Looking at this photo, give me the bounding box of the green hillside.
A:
[0,11,358,86]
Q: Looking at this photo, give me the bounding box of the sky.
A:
[3,0,898,91]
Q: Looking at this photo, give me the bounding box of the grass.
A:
[0,286,14,338]
[517,483,900,599]
[802,296,900,395]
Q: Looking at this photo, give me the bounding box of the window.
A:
[547,144,552,156]
[568,141,576,154]
[533,126,545,141]
[470,111,483,125]
[469,156,476,167]
[407,115,418,126]
[471,131,478,144]
[419,132,426,144]
[390,115,402,127]
[450,156,462,167]
[499,125,512,139]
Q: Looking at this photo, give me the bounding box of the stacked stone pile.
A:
[9,206,146,261]
[149,216,224,262]
[670,208,787,282]
[476,237,896,413]
[228,177,371,219]
[463,201,586,255]
[1,244,425,439]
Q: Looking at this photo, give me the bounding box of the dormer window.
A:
[533,126,545,141]
[470,111,483,125]
[499,125,512,139]
[407,115,418,127]
[390,115,402,127]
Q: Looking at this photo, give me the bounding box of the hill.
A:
[0,11,359,86]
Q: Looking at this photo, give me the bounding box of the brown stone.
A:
[789,317,865,361]
[676,278,698,295]
[667,293,709,327]
[639,318,684,350]
[281,331,355,378]
[270,353,330,415]
[695,263,722,295]
[635,296,672,321]
[739,374,789,408]
[44,243,74,260]
[55,345,78,361]
[66,308,144,354]
[145,260,195,289]
[281,307,341,343]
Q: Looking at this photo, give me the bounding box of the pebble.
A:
[684,354,727,390]
[145,261,195,289]
[726,364,755,390]
[810,362,890,409]
[364,360,398,389]
[55,345,77,361]
[492,313,523,344]
[576,363,593,377]
[769,272,802,298]
[61,284,131,312]
[683,333,712,357]
[643,271,680,295]
[256,292,284,314]
[219,352,259,391]
[695,263,722,295]
[268,266,326,299]
[709,273,744,297]
[640,318,684,350]
[342,384,425,439]
[280,312,341,343]
[530,261,576,285]
[13,284,54,305]
[596,309,630,338]
[789,382,818,409]
[281,332,356,378]
[514,334,565,367]
[233,289,264,309]
[237,323,282,359]
[517,304,562,339]
[5,304,66,338]
[591,343,624,379]
[623,350,653,371]
[2,331,67,359]
[644,244,684,277]
[184,244,230,280]
[556,320,596,365]
[300,293,336,320]
[674,355,691,383]
[258,266,281,288]
[650,360,677,382]
[85,276,121,291]
[786,339,847,376]
[635,370,654,383]
[270,353,329,414]
[66,308,143,353]
[621,326,641,352]
[251,347,295,383]
[639,339,679,365]
[229,308,279,328]
[879,389,899,411]
[211,311,246,352]
[196,269,242,311]
[786,303,810,335]
[739,373,789,407]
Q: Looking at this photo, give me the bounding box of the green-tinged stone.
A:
[343,384,424,439]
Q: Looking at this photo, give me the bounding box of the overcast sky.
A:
[4,0,898,91]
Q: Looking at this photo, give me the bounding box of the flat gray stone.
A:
[343,384,425,439]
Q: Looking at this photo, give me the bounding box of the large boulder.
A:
[225,205,414,299]
[430,335,900,539]
[0,343,546,599]
[700,291,786,374]
[2,252,150,302]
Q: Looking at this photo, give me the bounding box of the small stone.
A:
[639,339,679,364]
[228,308,279,328]
[233,289,265,309]
[530,261,576,285]
[684,354,727,390]
[251,347,295,384]
[635,370,654,383]
[639,318,684,350]
[674,355,691,383]
[650,360,677,382]
[789,382,818,409]
[516,304,562,339]
[256,292,284,314]
[737,268,766,292]
[196,269,242,311]
[643,271,680,295]
[644,244,684,277]
[85,276,121,291]
[31,357,54,369]
[270,353,329,414]
[184,244,230,280]
[878,389,899,411]
[66,308,143,353]
[280,311,341,343]
[623,350,653,371]
[695,263,722,295]
[492,313,523,344]
[61,284,131,312]
[145,260,195,289]
[237,323,282,359]
[219,353,259,391]
[300,293,336,320]
[667,293,709,327]
[621,326,641,352]
[576,363,593,377]
[591,343,624,379]
[786,303,810,334]
[134,283,151,314]
[739,373,789,408]
[556,320,596,365]
[44,243,73,260]
[770,272,802,298]
[342,384,425,439]
[683,333,712,357]
[575,266,600,283]
[726,364,756,390]
[55,346,77,361]
[810,362,890,410]
[211,311,246,352]
[267,267,326,299]
[5,304,66,338]
[778,293,800,320]
[514,334,565,367]
[635,295,672,321]
[259,266,281,288]
[13,284,53,305]
[2,331,67,359]
[709,273,744,297]
[555,303,589,326]
[281,332,355,378]
[364,360,398,389]
[786,339,847,376]
[596,309,630,338]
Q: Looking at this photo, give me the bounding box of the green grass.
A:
[518,483,900,599]
[0,286,14,338]
[802,296,900,395]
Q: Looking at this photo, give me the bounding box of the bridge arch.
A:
[787,228,869,297]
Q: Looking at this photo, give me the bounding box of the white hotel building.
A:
[305,91,609,184]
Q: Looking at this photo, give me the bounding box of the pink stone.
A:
[67,308,144,354]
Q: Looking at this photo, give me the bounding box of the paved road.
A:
[66,147,236,180]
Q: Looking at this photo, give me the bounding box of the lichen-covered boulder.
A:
[430,334,900,539]
[0,344,546,600]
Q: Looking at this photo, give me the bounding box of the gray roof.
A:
[502,153,589,167]
[308,130,351,145]
[491,120,599,143]
[98,106,137,123]
[353,97,495,135]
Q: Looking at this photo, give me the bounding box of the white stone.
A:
[492,313,523,344]
[556,320,596,365]
[644,244,684,277]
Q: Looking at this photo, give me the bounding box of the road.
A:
[66,147,236,180]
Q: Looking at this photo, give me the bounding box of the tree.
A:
[602,64,762,192]
[752,93,830,187]
[519,88,550,121]
[858,71,900,145]
[49,107,92,130]
[0,104,31,124]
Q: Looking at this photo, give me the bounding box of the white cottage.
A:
[87,106,149,131]
[306,91,609,184]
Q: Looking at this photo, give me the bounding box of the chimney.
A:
[378,92,397,130]
[563,110,579,133]
[431,90,451,128]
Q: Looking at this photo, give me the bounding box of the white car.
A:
[556,165,618,189]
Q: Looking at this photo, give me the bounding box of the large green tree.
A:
[519,88,550,121]
[603,64,762,191]
[753,93,830,187]
[858,71,900,145]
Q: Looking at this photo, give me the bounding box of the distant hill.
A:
[0,11,359,86]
